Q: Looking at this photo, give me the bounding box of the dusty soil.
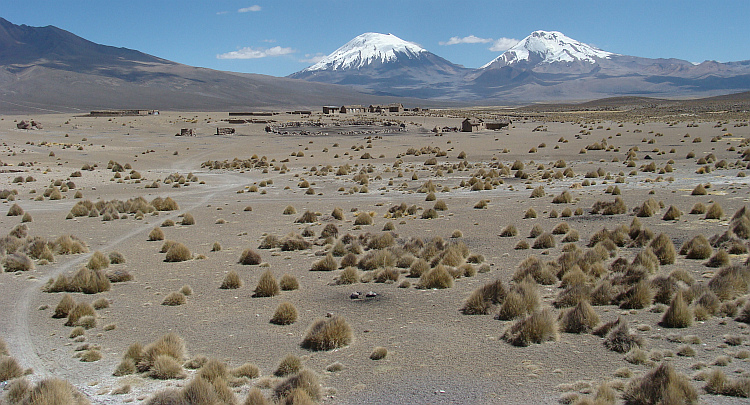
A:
[1,108,749,404]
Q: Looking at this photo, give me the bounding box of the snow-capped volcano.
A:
[302,32,427,72]
[481,30,615,69]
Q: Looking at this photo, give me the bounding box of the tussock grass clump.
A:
[150,354,186,379]
[86,251,109,271]
[337,267,359,284]
[552,191,572,204]
[591,197,627,215]
[417,265,454,289]
[370,347,387,360]
[283,205,297,215]
[532,233,555,249]
[106,269,133,283]
[0,355,24,381]
[274,354,302,377]
[622,362,697,405]
[311,253,337,271]
[705,249,730,268]
[559,300,600,333]
[53,235,88,255]
[7,203,24,216]
[53,294,76,318]
[148,227,165,241]
[139,333,185,373]
[162,292,186,306]
[3,253,34,272]
[179,213,195,225]
[301,316,352,351]
[239,248,262,265]
[689,202,707,214]
[295,211,318,223]
[76,315,97,329]
[13,378,90,405]
[108,251,125,264]
[502,308,559,346]
[530,186,545,198]
[69,267,111,294]
[499,224,518,237]
[270,302,298,325]
[704,368,750,397]
[513,256,557,285]
[618,280,654,309]
[220,270,242,289]
[691,184,707,195]
[92,297,109,310]
[274,369,321,403]
[708,265,750,301]
[165,242,191,262]
[705,202,724,219]
[253,270,280,297]
[524,207,537,219]
[603,321,644,353]
[649,233,676,265]
[65,301,95,326]
[660,291,693,328]
[231,363,260,379]
[408,259,430,278]
[279,274,299,291]
[681,234,712,259]
[662,205,682,220]
[552,222,570,235]
[461,280,506,315]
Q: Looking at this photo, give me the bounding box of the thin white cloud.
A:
[238,5,261,13]
[300,53,326,64]
[217,46,295,60]
[216,11,228,15]
[439,35,493,46]
[489,37,519,52]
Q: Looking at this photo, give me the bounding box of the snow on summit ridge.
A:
[482,30,615,68]
[303,32,426,72]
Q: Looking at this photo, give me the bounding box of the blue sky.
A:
[3,0,749,76]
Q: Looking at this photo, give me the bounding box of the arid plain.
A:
[1,105,750,404]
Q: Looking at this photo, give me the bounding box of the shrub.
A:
[271,302,298,325]
[16,378,89,405]
[681,235,712,259]
[705,202,724,219]
[162,292,186,306]
[418,265,454,289]
[709,265,750,300]
[524,208,537,219]
[311,253,337,271]
[148,227,165,241]
[705,249,730,268]
[108,251,125,264]
[141,333,185,372]
[220,270,242,289]
[0,355,24,381]
[3,252,34,272]
[283,205,297,215]
[274,369,321,402]
[337,267,360,284]
[649,233,676,265]
[180,213,195,225]
[618,280,654,309]
[7,203,23,216]
[65,301,95,326]
[86,251,110,271]
[499,224,518,237]
[559,300,600,333]
[230,363,260,379]
[301,316,352,351]
[552,191,572,204]
[370,347,387,360]
[165,242,191,262]
[704,368,750,397]
[532,233,555,249]
[502,308,559,346]
[274,354,302,377]
[408,258,429,278]
[660,291,693,328]
[106,269,133,283]
[253,270,279,297]
[279,274,299,291]
[691,184,707,195]
[662,205,682,220]
[622,362,697,405]
[53,294,76,318]
[295,211,317,223]
[239,248,262,265]
[604,321,643,353]
[150,354,186,379]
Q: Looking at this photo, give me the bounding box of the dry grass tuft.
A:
[502,308,559,346]
[53,294,76,318]
[662,205,682,220]
[559,300,600,333]
[65,301,95,326]
[622,362,697,405]
[681,235,712,259]
[532,232,555,249]
[14,378,90,405]
[370,347,388,360]
[649,233,676,265]
[239,248,262,265]
[311,253,337,271]
[253,270,280,297]
[604,321,644,353]
[418,265,454,289]
[704,368,750,397]
[165,242,192,262]
[180,213,195,225]
[295,211,318,224]
[86,251,109,271]
[274,354,302,377]
[3,253,35,272]
[148,227,165,241]
[162,292,187,306]
[691,184,707,195]
[150,354,186,379]
[274,369,321,402]
[660,291,693,328]
[301,316,352,351]
[0,355,24,381]
[499,224,518,237]
[271,302,298,325]
[705,249,730,268]
[705,202,724,220]
[279,274,299,291]
[220,270,242,289]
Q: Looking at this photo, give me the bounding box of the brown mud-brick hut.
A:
[340,105,366,113]
[179,128,195,136]
[486,119,512,130]
[461,118,485,132]
[216,127,235,135]
[322,106,340,114]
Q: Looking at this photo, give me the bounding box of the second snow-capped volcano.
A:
[482,30,615,69]
[302,32,427,71]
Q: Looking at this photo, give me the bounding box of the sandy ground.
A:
[1,109,749,404]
